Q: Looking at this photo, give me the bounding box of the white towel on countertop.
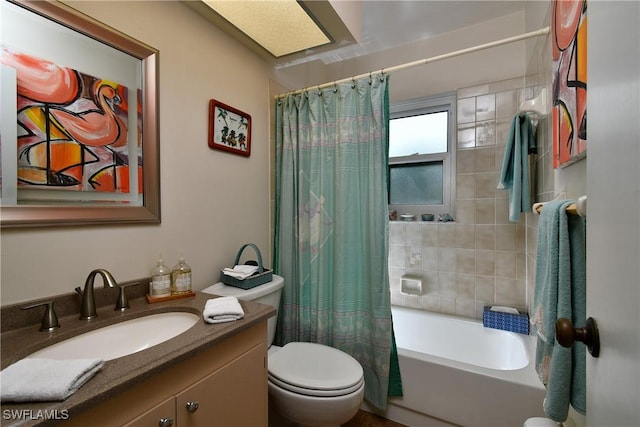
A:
[203,297,245,324]
[222,265,259,280]
[0,358,104,402]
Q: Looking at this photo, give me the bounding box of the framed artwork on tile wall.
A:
[551,0,587,168]
[208,99,251,157]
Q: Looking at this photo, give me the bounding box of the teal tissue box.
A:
[482,306,529,335]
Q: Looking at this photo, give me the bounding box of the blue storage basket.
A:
[482,306,529,335]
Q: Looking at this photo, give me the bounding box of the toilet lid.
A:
[268,342,364,396]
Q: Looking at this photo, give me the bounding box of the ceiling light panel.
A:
[203,0,331,57]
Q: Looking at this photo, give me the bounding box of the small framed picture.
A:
[208,99,251,157]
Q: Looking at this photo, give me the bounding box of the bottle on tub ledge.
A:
[150,254,171,298]
[171,253,192,295]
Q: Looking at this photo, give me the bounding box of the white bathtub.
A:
[366,306,547,427]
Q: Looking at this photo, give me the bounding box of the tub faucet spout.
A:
[79,269,118,320]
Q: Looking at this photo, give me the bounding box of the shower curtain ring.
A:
[351,77,356,89]
[380,68,385,82]
[368,71,372,85]
[333,81,338,93]
[317,85,322,96]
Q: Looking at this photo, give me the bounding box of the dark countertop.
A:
[0,289,275,427]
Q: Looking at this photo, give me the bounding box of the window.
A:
[388,93,456,218]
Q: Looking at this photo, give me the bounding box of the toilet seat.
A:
[268,373,364,397]
[268,342,364,397]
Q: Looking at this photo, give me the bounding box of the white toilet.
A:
[523,397,583,427]
[202,275,365,427]
[524,418,576,427]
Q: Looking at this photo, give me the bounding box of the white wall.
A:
[1,1,274,304]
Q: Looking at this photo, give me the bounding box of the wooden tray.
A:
[146,291,196,304]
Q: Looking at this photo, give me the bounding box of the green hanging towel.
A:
[497,113,537,221]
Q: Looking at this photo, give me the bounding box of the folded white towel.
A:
[0,358,104,402]
[203,297,245,324]
[222,265,259,280]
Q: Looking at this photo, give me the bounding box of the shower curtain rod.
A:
[275,26,550,99]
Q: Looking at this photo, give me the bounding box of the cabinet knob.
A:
[158,418,174,427]
[186,400,200,413]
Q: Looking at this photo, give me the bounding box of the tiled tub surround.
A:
[389,221,526,319]
[525,12,557,317]
[0,282,274,427]
[390,78,531,319]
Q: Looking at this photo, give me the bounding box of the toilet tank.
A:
[201,275,284,347]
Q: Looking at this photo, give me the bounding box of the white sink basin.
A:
[27,312,200,361]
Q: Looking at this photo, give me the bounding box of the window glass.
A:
[389,112,447,157]
[389,162,444,204]
[388,92,456,218]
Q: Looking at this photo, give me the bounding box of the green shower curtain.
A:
[273,75,402,410]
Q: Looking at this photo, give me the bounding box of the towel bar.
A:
[534,203,578,215]
[532,195,587,217]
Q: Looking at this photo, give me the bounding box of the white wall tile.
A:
[389,76,530,320]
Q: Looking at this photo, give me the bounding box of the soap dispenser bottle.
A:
[150,254,171,297]
[171,253,192,295]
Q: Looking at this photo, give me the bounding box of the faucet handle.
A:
[21,300,60,332]
[115,282,138,311]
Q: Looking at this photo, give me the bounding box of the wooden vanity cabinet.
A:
[64,322,268,427]
[124,398,174,427]
[173,344,265,426]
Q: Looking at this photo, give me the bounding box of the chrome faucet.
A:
[76,269,118,320]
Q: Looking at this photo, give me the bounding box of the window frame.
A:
[388,92,457,218]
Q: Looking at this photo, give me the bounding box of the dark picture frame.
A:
[208,99,251,157]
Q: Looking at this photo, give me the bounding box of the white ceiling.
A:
[275,1,526,68]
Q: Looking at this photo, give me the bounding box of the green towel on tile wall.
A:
[531,200,586,422]
[497,113,537,222]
